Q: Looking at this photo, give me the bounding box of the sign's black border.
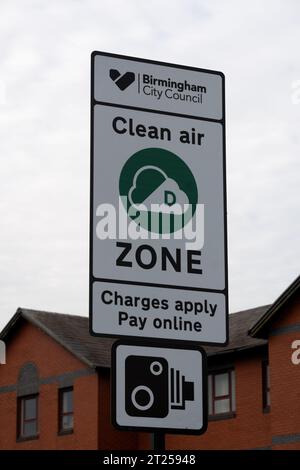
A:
[111,339,208,435]
[89,51,229,347]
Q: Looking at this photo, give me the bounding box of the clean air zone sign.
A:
[90,51,228,345]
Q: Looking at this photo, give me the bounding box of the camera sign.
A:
[112,341,208,434]
[91,52,228,346]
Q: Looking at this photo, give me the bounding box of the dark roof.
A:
[204,305,269,356]
[0,308,115,369]
[0,305,270,368]
[249,275,300,338]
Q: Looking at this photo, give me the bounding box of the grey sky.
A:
[0,0,299,329]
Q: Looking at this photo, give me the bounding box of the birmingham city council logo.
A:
[110,69,135,91]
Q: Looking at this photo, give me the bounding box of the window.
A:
[59,387,74,433]
[18,395,38,439]
[208,369,236,418]
[262,360,270,412]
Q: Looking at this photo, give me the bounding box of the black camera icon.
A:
[125,355,194,418]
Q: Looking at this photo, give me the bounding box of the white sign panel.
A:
[93,53,223,119]
[90,52,228,345]
[112,341,208,434]
[92,282,225,344]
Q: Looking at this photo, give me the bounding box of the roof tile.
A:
[15,305,270,367]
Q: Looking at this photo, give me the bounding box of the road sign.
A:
[112,340,207,434]
[90,51,228,345]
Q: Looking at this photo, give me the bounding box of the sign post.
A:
[90,51,227,441]
[90,51,228,346]
[112,340,208,435]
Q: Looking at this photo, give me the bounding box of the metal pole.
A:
[152,432,165,450]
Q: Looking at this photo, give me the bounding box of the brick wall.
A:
[166,350,271,450]
[1,290,299,450]
[0,321,99,449]
[268,293,300,449]
[0,319,151,450]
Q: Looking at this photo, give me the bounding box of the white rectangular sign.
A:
[112,341,207,434]
[93,54,223,120]
[90,52,228,345]
[92,282,226,344]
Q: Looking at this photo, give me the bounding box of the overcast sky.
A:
[0,0,299,329]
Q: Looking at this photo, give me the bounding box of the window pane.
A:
[215,398,230,414]
[24,397,37,420]
[262,361,271,410]
[24,420,37,437]
[231,370,236,412]
[63,390,73,413]
[208,375,212,415]
[62,414,73,430]
[214,373,229,397]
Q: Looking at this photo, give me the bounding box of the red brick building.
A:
[0,276,299,450]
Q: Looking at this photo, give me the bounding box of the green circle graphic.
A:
[119,148,198,234]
